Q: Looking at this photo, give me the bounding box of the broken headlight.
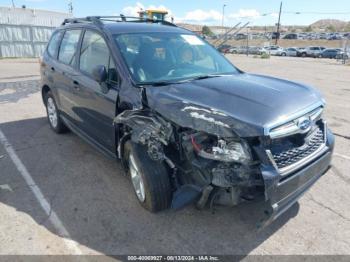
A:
[191,134,251,163]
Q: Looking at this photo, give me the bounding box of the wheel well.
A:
[42,85,51,105]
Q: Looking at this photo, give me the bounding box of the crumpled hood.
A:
[145,73,323,137]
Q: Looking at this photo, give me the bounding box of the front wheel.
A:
[124,141,172,212]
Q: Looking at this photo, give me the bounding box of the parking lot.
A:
[0,56,349,256]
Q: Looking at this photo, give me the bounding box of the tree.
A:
[344,22,350,32]
[304,26,313,32]
[326,25,336,32]
[202,25,214,36]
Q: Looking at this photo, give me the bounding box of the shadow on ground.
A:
[0,80,40,104]
[0,117,299,255]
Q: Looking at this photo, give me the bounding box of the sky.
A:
[1,0,350,26]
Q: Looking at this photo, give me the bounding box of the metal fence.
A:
[0,23,55,58]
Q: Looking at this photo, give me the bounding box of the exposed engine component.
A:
[114,109,173,161]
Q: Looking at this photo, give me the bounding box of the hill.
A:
[310,19,349,31]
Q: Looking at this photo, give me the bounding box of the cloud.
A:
[121,2,173,18]
[270,12,279,18]
[181,9,222,22]
[177,8,264,24]
[228,9,261,19]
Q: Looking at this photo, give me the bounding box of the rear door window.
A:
[47,30,63,58]
[58,29,81,66]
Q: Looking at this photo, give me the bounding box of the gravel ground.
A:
[0,57,349,256]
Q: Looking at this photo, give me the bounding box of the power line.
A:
[283,11,350,15]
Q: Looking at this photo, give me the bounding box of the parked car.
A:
[283,33,298,40]
[320,49,341,59]
[234,33,247,40]
[336,50,350,60]
[299,46,326,58]
[217,44,231,53]
[283,47,298,57]
[237,46,249,54]
[41,16,334,226]
[266,46,285,56]
[271,32,280,39]
[229,47,239,54]
[248,46,267,55]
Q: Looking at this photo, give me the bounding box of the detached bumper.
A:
[260,128,334,227]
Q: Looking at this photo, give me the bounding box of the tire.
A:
[281,53,286,56]
[302,53,306,57]
[124,141,172,212]
[44,91,68,134]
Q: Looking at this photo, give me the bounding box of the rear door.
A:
[41,30,63,104]
[55,29,82,123]
[72,29,119,153]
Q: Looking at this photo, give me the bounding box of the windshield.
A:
[114,32,239,84]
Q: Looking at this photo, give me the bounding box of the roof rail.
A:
[61,15,177,27]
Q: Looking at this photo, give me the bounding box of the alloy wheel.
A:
[129,153,146,202]
[47,97,58,128]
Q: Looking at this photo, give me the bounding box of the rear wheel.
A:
[124,141,172,212]
[44,91,68,133]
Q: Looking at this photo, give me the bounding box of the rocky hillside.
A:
[310,19,349,31]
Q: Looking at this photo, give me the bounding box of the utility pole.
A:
[222,4,226,34]
[11,0,15,8]
[275,1,282,45]
[68,0,73,14]
[246,26,249,56]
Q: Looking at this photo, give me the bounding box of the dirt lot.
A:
[0,56,349,256]
[220,39,347,48]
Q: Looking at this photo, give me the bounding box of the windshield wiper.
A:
[139,74,226,87]
[147,81,183,86]
[183,74,225,82]
[194,74,222,80]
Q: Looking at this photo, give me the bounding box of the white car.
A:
[266,46,285,56]
[283,47,298,57]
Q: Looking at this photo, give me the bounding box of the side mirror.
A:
[92,65,107,83]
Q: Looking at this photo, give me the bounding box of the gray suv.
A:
[300,46,326,58]
[40,16,334,226]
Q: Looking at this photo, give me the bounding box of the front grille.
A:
[270,124,325,170]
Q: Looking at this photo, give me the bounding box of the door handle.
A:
[73,80,80,89]
[50,67,55,72]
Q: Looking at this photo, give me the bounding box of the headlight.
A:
[191,134,251,163]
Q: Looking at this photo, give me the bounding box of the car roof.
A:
[60,21,192,35]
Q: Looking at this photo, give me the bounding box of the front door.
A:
[71,29,119,154]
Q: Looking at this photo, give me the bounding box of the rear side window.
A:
[58,30,81,65]
[79,30,110,76]
[47,31,62,58]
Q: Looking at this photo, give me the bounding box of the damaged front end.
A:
[114,97,333,228]
[114,107,265,213]
[180,131,264,208]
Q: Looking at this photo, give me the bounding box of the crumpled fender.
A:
[114,109,173,161]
